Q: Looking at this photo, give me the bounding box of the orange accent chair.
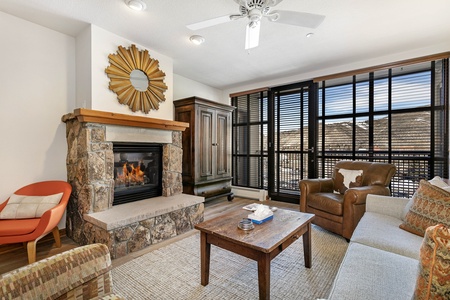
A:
[0,181,72,264]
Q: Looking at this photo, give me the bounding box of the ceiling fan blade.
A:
[245,21,260,50]
[187,15,232,30]
[266,0,284,7]
[270,10,325,28]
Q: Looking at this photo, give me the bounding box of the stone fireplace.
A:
[62,108,204,259]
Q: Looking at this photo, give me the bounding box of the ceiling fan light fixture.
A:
[125,0,146,11]
[245,21,260,49]
[190,35,205,45]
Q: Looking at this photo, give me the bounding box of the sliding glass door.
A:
[268,81,316,203]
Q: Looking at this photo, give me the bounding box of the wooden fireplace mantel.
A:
[62,108,189,131]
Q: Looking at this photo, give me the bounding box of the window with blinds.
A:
[231,90,268,189]
[231,55,448,200]
[271,82,313,201]
[317,60,448,197]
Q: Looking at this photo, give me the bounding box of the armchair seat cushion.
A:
[0,219,40,236]
[308,193,344,215]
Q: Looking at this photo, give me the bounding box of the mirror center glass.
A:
[130,69,149,92]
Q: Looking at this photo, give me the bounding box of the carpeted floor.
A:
[112,225,348,299]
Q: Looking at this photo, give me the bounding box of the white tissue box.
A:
[248,211,274,224]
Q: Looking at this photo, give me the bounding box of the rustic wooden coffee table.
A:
[194,207,315,300]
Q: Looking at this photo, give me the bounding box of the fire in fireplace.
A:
[113,142,162,205]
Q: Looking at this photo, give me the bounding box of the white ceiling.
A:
[0,0,449,90]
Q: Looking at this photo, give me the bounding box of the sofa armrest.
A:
[366,194,410,220]
[0,243,123,300]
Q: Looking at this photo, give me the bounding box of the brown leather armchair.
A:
[299,161,396,240]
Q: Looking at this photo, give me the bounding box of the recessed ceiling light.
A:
[306,33,314,38]
[126,0,146,11]
[190,35,205,45]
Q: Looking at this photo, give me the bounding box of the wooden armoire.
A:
[174,97,234,201]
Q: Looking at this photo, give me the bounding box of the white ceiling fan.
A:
[187,0,325,50]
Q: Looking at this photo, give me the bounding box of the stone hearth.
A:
[62,109,204,259]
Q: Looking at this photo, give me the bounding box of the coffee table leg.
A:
[257,253,271,300]
[303,222,312,268]
[200,232,211,286]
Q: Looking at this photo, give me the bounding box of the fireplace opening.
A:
[113,142,162,206]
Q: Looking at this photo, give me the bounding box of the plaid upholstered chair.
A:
[0,243,124,299]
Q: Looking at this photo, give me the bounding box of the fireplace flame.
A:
[116,162,145,186]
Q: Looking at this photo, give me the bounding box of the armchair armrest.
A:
[33,201,68,238]
[343,185,390,205]
[342,185,391,239]
[0,199,7,212]
[299,178,333,211]
[366,194,410,220]
[300,178,334,193]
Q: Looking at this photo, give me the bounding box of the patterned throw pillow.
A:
[0,193,63,219]
[334,169,363,194]
[400,180,450,236]
[414,224,450,300]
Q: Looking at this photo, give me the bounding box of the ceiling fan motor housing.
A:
[238,0,272,16]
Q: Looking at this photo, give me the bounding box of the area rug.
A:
[112,225,348,299]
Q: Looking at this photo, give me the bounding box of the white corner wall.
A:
[76,25,175,120]
[173,74,224,103]
[0,11,76,203]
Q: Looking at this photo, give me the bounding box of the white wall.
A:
[75,26,92,109]
[76,25,175,121]
[0,11,75,203]
[173,74,224,103]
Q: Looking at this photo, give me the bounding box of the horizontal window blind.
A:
[231,90,268,189]
[317,60,448,197]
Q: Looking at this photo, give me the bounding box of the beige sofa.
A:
[0,243,124,299]
[327,193,423,299]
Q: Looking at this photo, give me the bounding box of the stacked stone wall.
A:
[63,117,197,257]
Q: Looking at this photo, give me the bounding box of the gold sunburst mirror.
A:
[105,44,168,113]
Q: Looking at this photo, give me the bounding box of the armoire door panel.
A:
[216,112,229,176]
[199,108,214,178]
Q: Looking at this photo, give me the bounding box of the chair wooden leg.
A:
[52,226,61,248]
[27,241,37,264]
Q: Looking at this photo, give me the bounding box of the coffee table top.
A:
[195,207,314,253]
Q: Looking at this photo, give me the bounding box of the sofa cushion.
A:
[400,180,450,236]
[328,242,419,300]
[351,212,423,260]
[334,168,363,194]
[0,193,63,219]
[414,224,450,300]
